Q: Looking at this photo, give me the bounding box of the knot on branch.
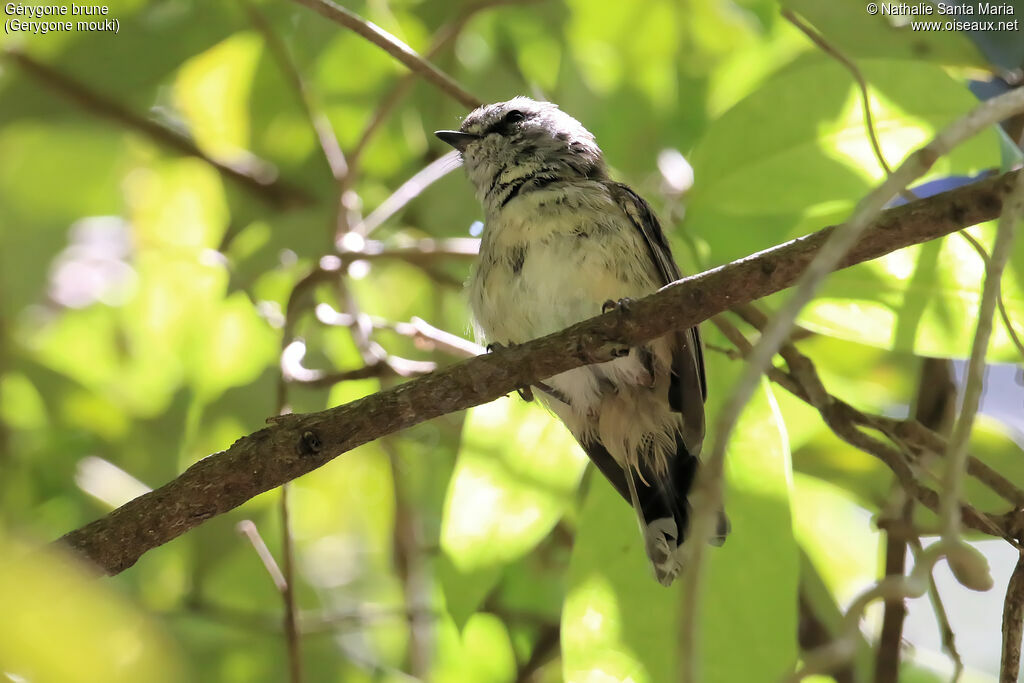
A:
[299,430,323,456]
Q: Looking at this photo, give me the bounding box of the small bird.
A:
[436,97,727,585]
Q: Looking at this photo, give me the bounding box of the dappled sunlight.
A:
[822,84,930,183]
[441,399,586,572]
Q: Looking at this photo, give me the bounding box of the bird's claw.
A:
[602,297,634,314]
[486,341,534,402]
[601,300,633,359]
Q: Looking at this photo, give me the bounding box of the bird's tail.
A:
[624,431,729,586]
[581,432,728,586]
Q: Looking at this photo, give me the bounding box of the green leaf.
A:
[686,57,1006,358]
[433,612,518,683]
[562,378,798,682]
[0,530,184,683]
[440,399,587,623]
[185,291,277,401]
[781,0,985,66]
[792,473,880,607]
[799,223,1024,359]
[688,58,996,260]
[175,32,264,163]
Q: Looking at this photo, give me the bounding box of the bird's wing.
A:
[610,182,706,449]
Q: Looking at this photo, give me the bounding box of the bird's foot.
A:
[644,518,682,587]
[602,297,634,314]
[600,299,634,358]
[486,341,535,402]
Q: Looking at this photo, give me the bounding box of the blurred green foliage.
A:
[0,0,1020,681]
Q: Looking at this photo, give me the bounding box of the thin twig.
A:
[281,340,435,386]
[279,485,303,683]
[716,316,990,683]
[514,623,560,683]
[380,437,432,678]
[344,237,480,264]
[350,151,463,237]
[797,589,856,683]
[2,50,311,209]
[316,304,483,358]
[242,0,348,181]
[237,520,288,590]
[957,229,1024,360]
[782,9,892,177]
[348,0,541,169]
[784,542,953,682]
[725,305,1021,541]
[1002,550,1024,683]
[909,538,964,680]
[178,598,435,636]
[941,171,1024,551]
[681,88,1024,683]
[276,275,309,683]
[875,496,913,683]
[289,0,480,109]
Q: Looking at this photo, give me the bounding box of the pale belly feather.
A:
[468,188,671,423]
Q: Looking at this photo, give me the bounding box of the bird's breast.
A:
[469,190,659,346]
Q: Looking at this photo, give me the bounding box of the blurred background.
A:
[1,0,1023,681]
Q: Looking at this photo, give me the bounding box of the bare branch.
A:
[957,229,1024,361]
[238,515,303,680]
[2,50,312,209]
[289,0,480,109]
[348,0,542,168]
[1002,550,1024,683]
[515,623,560,683]
[55,168,1023,575]
[724,304,1020,541]
[237,520,288,591]
[682,89,1024,682]
[784,542,953,682]
[350,151,463,237]
[909,538,963,680]
[279,486,303,683]
[316,305,483,358]
[874,497,912,683]
[242,0,348,181]
[941,170,1024,552]
[782,9,892,177]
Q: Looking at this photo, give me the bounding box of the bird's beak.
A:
[434,130,480,153]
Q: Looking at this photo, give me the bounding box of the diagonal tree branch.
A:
[57,168,1022,576]
[289,0,481,109]
[2,50,312,210]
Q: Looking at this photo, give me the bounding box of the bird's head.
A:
[435,97,606,212]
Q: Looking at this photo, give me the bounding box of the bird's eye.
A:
[504,110,525,124]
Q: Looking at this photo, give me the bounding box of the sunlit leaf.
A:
[793,473,879,608]
[185,291,277,400]
[440,399,587,622]
[687,57,1006,358]
[799,221,1024,359]
[0,531,184,683]
[688,59,996,253]
[434,612,518,683]
[175,32,263,163]
[781,0,986,66]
